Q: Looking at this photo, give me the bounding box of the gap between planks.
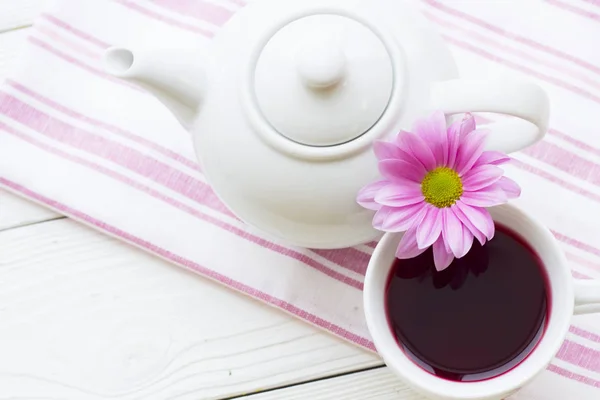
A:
[0,187,64,232]
[228,366,423,400]
[0,214,66,232]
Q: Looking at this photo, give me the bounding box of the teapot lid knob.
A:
[296,40,346,89]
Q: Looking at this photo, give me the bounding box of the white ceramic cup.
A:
[364,204,600,400]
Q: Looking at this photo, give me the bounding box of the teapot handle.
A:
[430,79,550,154]
[574,280,600,315]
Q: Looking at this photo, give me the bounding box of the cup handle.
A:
[430,79,550,154]
[574,280,600,315]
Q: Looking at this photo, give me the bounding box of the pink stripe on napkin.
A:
[0,177,374,350]
[152,0,234,25]
[439,34,600,104]
[423,10,600,91]
[422,0,600,76]
[6,79,201,171]
[546,0,600,22]
[39,13,110,48]
[114,0,215,36]
[27,36,136,90]
[547,364,600,388]
[581,0,600,7]
[34,26,101,60]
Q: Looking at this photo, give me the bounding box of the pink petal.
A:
[373,206,394,230]
[446,123,461,169]
[460,186,507,207]
[459,113,476,136]
[373,141,404,161]
[393,130,409,147]
[444,234,452,253]
[374,183,424,207]
[452,203,486,245]
[357,180,388,210]
[442,208,472,258]
[457,223,474,258]
[381,203,427,232]
[455,129,488,176]
[416,205,443,249]
[396,226,427,259]
[373,140,423,175]
[446,114,477,169]
[473,151,511,168]
[496,176,521,199]
[433,236,454,271]
[462,165,504,192]
[379,159,427,183]
[455,201,495,240]
[413,111,446,143]
[413,111,448,166]
[393,132,434,167]
[397,131,438,171]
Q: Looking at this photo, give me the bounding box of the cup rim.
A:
[363,203,573,400]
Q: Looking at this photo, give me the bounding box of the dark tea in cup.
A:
[385,223,550,382]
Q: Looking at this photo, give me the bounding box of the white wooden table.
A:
[0,1,421,398]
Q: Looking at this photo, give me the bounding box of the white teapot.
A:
[103,0,549,249]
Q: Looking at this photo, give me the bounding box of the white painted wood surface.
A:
[0,219,385,399]
[243,368,424,400]
[0,1,418,398]
[0,188,62,230]
[0,0,52,32]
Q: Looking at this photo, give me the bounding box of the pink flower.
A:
[357,111,520,271]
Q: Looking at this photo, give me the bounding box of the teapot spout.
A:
[103,47,206,129]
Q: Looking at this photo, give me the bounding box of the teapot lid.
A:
[254,14,394,146]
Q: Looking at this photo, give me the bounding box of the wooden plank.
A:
[0,218,382,399]
[0,0,51,32]
[0,188,63,231]
[236,367,424,400]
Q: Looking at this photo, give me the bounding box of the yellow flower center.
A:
[421,167,463,208]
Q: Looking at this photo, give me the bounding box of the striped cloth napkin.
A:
[1,0,600,398]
